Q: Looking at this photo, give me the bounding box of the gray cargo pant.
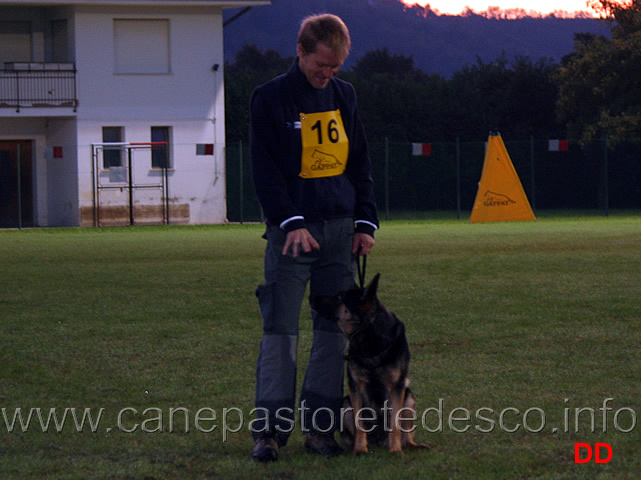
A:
[252,218,354,445]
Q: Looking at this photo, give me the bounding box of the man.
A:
[249,13,378,462]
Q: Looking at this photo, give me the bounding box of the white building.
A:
[0,0,269,227]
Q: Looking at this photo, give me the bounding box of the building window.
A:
[102,127,124,169]
[113,19,170,74]
[151,127,170,169]
[0,21,31,64]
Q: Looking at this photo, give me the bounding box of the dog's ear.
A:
[362,273,381,313]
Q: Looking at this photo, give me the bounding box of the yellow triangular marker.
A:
[470,133,536,223]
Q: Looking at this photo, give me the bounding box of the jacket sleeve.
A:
[250,85,306,232]
[342,84,379,236]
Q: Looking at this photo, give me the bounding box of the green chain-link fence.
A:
[226,137,641,222]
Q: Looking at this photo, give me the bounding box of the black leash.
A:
[356,249,367,289]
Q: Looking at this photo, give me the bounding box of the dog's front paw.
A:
[353,434,368,455]
[353,446,369,455]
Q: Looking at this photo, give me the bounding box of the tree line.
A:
[225,0,641,145]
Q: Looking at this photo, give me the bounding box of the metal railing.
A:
[0,63,78,112]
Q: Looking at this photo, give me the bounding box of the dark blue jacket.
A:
[250,59,379,236]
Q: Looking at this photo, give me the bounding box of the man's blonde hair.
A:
[297,14,351,59]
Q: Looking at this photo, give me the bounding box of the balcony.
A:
[0,63,78,113]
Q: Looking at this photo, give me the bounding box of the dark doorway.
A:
[0,140,34,228]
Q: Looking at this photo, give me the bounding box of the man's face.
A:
[297,42,346,89]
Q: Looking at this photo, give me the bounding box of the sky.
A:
[400,0,598,16]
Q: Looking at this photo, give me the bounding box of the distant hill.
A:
[222,0,607,76]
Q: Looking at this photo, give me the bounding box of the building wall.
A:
[72,5,227,226]
[1,3,229,227]
[46,117,79,226]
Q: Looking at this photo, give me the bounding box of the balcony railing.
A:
[0,63,78,112]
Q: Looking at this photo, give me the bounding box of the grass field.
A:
[1,214,640,479]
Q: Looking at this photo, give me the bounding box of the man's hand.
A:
[282,228,320,258]
[352,233,375,256]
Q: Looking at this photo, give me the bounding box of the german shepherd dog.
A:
[310,274,430,454]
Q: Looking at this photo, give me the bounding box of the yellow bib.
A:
[299,109,349,179]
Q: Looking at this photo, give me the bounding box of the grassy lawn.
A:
[1,214,640,479]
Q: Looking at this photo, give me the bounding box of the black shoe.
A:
[304,431,344,456]
[251,434,279,462]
